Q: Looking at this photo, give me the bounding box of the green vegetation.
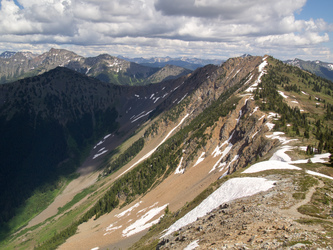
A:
[101,138,145,177]
[57,185,97,214]
[35,73,241,249]
[256,57,333,154]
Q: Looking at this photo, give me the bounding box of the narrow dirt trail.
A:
[281,178,324,219]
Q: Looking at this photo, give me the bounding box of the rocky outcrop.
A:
[157,174,330,249]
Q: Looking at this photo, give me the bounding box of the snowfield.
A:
[162,177,275,237]
[243,160,301,174]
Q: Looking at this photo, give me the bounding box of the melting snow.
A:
[252,131,259,139]
[210,143,233,173]
[175,157,185,174]
[236,109,242,124]
[243,132,331,177]
[104,134,112,140]
[278,91,288,99]
[250,107,259,116]
[117,114,189,179]
[266,132,297,145]
[115,201,142,218]
[243,160,301,173]
[265,122,275,131]
[154,97,160,103]
[223,155,239,171]
[93,150,108,159]
[245,58,268,93]
[233,69,241,78]
[122,203,168,237]
[259,115,265,121]
[162,177,275,237]
[131,110,154,123]
[104,224,122,236]
[194,152,205,166]
[306,170,333,180]
[98,147,105,152]
[184,240,199,250]
[177,93,188,104]
[301,91,308,95]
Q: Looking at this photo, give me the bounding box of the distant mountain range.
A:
[117,55,223,70]
[285,58,333,82]
[0,49,191,85]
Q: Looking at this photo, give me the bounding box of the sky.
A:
[0,0,332,61]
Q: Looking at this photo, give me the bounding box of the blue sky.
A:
[296,0,333,60]
[0,0,332,61]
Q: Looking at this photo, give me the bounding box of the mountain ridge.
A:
[0,49,191,85]
[0,54,332,249]
[285,57,333,82]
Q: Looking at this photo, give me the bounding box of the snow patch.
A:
[266,132,297,145]
[131,110,154,123]
[250,106,259,116]
[104,224,122,236]
[265,122,275,131]
[123,203,168,237]
[246,58,268,92]
[93,150,108,159]
[252,131,259,139]
[104,134,112,140]
[175,157,185,174]
[117,114,189,179]
[243,160,301,173]
[301,91,308,95]
[154,97,160,103]
[259,115,265,121]
[223,155,239,171]
[115,201,142,218]
[278,91,288,99]
[162,177,275,237]
[236,109,242,124]
[233,69,241,78]
[184,240,200,250]
[177,93,188,104]
[194,152,205,166]
[306,170,333,180]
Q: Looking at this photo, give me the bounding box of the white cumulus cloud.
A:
[0,0,332,61]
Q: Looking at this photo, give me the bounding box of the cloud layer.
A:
[0,0,332,60]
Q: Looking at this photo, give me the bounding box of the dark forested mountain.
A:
[0,63,215,231]
[0,49,191,85]
[1,54,332,250]
[285,58,333,82]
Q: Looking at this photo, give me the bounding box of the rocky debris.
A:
[157,174,333,249]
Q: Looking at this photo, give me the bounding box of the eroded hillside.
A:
[1,55,332,250]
